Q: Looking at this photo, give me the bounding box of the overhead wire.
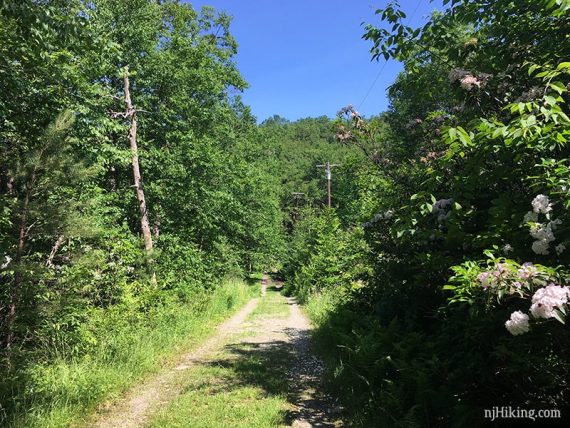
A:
[357,0,424,110]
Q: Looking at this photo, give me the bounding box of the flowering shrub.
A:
[529,284,569,320]
[432,198,453,222]
[505,310,530,335]
[523,194,565,255]
[446,254,570,335]
[303,2,570,425]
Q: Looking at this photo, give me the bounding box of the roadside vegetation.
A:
[2,1,570,427]
[0,1,281,425]
[9,279,258,428]
[280,1,570,426]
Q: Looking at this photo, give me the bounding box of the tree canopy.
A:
[1,1,570,426]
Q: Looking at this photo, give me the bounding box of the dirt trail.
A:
[88,276,342,427]
[90,298,260,428]
[285,297,342,427]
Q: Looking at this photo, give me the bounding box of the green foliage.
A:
[284,209,370,303]
[3,0,570,426]
[2,278,255,427]
[446,255,564,305]
[259,116,362,223]
[0,0,284,423]
[283,1,570,426]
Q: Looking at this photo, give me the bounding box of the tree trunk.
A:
[5,173,34,364]
[6,175,14,194]
[46,234,65,268]
[123,66,154,253]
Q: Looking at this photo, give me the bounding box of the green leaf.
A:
[552,309,566,324]
[549,81,566,95]
[544,95,557,106]
[528,64,540,75]
[456,127,472,146]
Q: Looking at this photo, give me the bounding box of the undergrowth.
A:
[1,278,258,428]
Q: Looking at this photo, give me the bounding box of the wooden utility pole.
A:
[316,162,339,208]
[119,66,153,253]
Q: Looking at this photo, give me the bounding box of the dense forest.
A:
[1,0,570,427]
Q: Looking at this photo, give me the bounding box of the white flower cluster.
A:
[531,240,549,255]
[477,258,570,335]
[448,68,490,91]
[477,271,494,288]
[505,311,530,336]
[530,222,556,255]
[475,260,570,335]
[529,284,570,319]
[517,262,538,279]
[432,198,453,222]
[531,194,553,214]
[460,75,481,90]
[478,262,538,288]
[524,195,563,255]
[504,282,570,336]
[477,263,509,288]
[1,255,12,269]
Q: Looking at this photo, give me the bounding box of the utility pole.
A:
[316,162,340,208]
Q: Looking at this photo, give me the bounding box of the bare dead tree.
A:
[46,235,65,268]
[112,66,156,285]
[114,65,154,254]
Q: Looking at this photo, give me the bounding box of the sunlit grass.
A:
[148,288,294,428]
[249,285,290,319]
[148,364,290,428]
[5,278,259,428]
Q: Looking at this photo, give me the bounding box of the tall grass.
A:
[304,286,347,328]
[3,278,257,428]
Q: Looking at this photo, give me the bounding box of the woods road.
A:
[87,276,343,428]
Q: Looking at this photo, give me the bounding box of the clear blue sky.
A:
[187,1,442,122]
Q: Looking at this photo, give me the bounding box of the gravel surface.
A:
[89,298,260,428]
[285,297,344,427]
[87,276,343,427]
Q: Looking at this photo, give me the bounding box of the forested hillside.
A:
[1,0,570,427]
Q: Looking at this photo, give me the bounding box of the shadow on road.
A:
[207,329,342,427]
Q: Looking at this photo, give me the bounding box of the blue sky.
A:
[187,1,442,122]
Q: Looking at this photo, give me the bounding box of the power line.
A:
[357,0,424,110]
[357,61,388,110]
